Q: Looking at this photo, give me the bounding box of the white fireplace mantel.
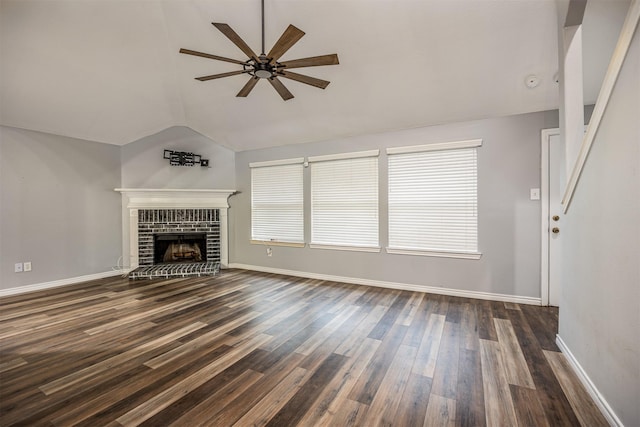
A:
[115,188,236,270]
[115,188,236,209]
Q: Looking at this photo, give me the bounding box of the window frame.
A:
[386,139,482,259]
[308,150,381,253]
[250,157,305,247]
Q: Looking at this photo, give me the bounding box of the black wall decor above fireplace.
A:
[163,149,209,167]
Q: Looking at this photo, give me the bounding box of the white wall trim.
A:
[309,244,381,253]
[228,263,541,305]
[386,247,482,260]
[0,271,122,297]
[308,149,379,162]
[386,138,482,155]
[556,335,623,427]
[249,157,304,168]
[562,0,640,213]
[540,128,559,306]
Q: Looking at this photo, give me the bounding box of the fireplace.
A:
[115,188,236,278]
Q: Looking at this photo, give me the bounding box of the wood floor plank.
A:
[170,369,264,427]
[506,307,582,426]
[423,393,456,427]
[296,305,360,356]
[544,350,609,427]
[265,352,348,426]
[477,300,498,341]
[368,291,411,340]
[40,321,207,395]
[203,351,307,426]
[361,344,417,426]
[305,337,381,426]
[456,348,486,427]
[494,318,536,388]
[394,372,433,427]
[510,384,551,427]
[334,304,387,356]
[430,321,460,399]
[399,292,425,326]
[348,322,409,405]
[325,398,370,427]
[115,333,272,426]
[0,356,27,373]
[234,366,310,427]
[479,339,519,427]
[412,313,446,378]
[459,302,480,351]
[0,270,608,427]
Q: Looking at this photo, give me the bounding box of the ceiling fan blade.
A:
[267,24,305,64]
[179,48,246,65]
[212,23,259,61]
[268,77,294,100]
[279,70,330,89]
[195,70,251,81]
[279,54,339,69]
[237,76,260,97]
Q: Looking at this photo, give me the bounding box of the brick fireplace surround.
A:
[115,189,236,272]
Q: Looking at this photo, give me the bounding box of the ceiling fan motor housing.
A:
[254,59,275,78]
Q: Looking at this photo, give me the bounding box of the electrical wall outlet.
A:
[14,263,23,273]
[266,247,273,257]
[23,262,32,272]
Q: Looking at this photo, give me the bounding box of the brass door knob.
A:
[552,227,560,234]
[552,215,560,221]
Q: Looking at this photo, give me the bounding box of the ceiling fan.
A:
[179,0,339,101]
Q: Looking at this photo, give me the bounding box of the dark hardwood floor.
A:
[0,269,607,426]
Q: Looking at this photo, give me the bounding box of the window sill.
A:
[251,240,305,248]
[386,247,482,259]
[309,244,381,253]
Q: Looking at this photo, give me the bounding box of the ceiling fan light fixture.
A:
[255,70,272,78]
[179,0,338,100]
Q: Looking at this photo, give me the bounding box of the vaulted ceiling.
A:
[0,1,629,151]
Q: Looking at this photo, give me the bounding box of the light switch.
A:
[530,188,541,200]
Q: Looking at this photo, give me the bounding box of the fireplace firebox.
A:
[154,233,207,264]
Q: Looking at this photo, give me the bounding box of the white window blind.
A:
[310,151,379,250]
[387,140,480,257]
[251,159,304,244]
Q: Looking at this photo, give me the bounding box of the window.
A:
[251,158,304,245]
[387,140,481,259]
[309,150,379,251]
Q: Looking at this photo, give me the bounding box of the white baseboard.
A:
[556,335,622,427]
[0,270,124,297]
[228,263,541,305]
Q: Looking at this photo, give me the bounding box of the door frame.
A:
[540,128,560,306]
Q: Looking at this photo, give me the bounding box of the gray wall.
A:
[559,27,639,426]
[0,126,122,290]
[121,126,235,189]
[232,111,559,298]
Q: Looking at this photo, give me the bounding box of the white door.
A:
[541,129,564,306]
